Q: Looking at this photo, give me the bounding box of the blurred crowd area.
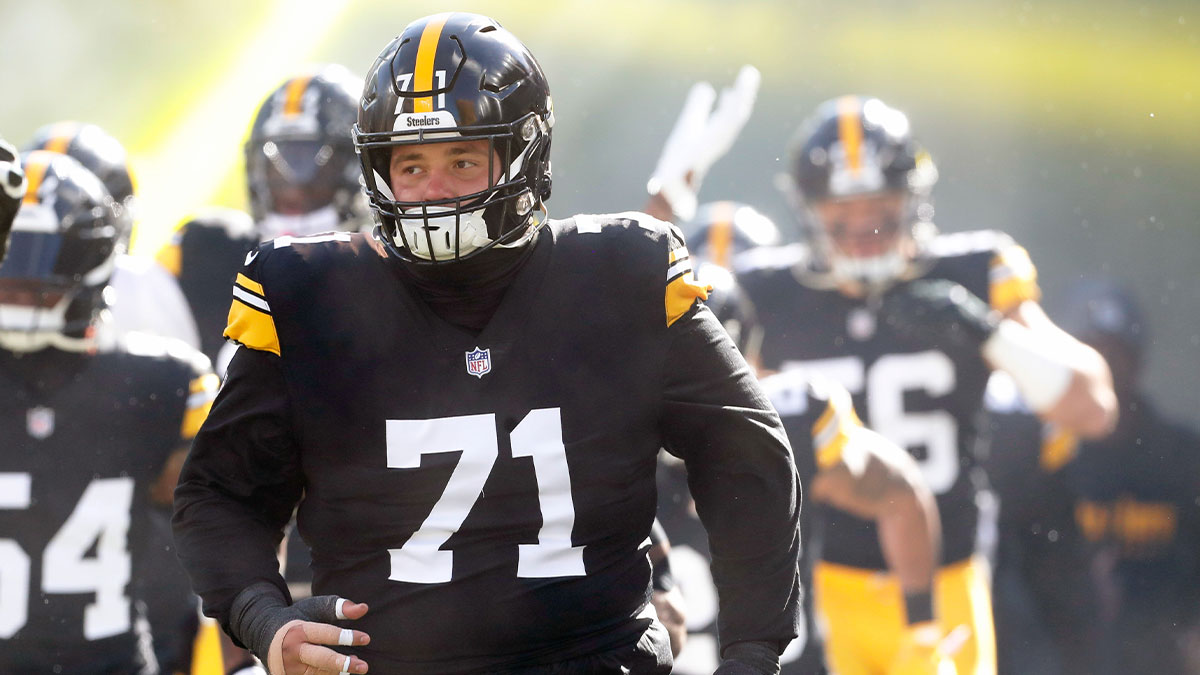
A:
[1,1,1198,674]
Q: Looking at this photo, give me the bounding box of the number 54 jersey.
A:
[0,337,217,674]
[174,216,801,673]
[738,230,1039,570]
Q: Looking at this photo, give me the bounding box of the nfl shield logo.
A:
[27,406,55,439]
[465,347,492,379]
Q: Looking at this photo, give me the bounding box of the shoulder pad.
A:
[924,229,1017,259]
[733,243,808,274]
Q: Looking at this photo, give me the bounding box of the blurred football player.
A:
[738,95,1117,675]
[0,135,26,261]
[983,372,1101,675]
[24,121,201,351]
[153,208,258,371]
[661,372,948,675]
[173,13,801,675]
[677,201,780,365]
[1055,280,1200,675]
[244,63,368,240]
[0,150,217,674]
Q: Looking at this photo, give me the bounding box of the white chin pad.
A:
[396,205,492,260]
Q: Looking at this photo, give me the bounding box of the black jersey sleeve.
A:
[172,345,304,636]
[659,302,802,654]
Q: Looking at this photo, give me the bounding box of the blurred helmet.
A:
[354,12,554,264]
[1058,278,1147,360]
[0,151,124,351]
[24,121,136,242]
[786,95,938,289]
[680,201,780,270]
[245,64,368,239]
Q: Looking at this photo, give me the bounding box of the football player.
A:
[661,372,947,675]
[983,370,1101,675]
[737,95,1118,675]
[0,150,218,674]
[24,121,202,351]
[1056,280,1200,675]
[153,208,259,371]
[0,135,26,261]
[173,13,801,675]
[244,63,369,240]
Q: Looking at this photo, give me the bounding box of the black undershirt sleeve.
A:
[172,346,305,640]
[659,303,802,654]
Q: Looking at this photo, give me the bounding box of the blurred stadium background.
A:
[3,0,1197,418]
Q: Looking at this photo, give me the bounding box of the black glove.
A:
[0,136,26,262]
[714,640,781,675]
[228,581,350,669]
[878,278,998,353]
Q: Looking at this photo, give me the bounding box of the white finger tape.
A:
[335,598,348,620]
[338,628,354,646]
[342,655,352,673]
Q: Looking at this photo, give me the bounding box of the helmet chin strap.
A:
[258,205,342,240]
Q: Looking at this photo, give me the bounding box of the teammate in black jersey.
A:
[738,96,1117,675]
[0,150,217,674]
[173,13,801,675]
[662,372,945,675]
[0,135,25,261]
[1054,280,1200,675]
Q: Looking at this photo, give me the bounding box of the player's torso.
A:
[0,349,191,673]
[1066,403,1200,595]
[261,221,676,670]
[741,242,995,569]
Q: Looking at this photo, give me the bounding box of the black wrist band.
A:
[903,589,935,625]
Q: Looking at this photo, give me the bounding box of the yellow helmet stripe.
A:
[836,95,863,173]
[42,121,81,155]
[21,153,51,204]
[283,75,313,117]
[707,201,736,269]
[414,14,452,113]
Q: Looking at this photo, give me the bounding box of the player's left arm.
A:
[983,243,1117,438]
[659,228,800,674]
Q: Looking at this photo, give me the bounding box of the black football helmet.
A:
[0,151,124,351]
[354,12,554,264]
[680,201,780,270]
[24,121,136,243]
[245,64,367,239]
[786,96,938,288]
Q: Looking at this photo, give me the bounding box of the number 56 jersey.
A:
[174,216,801,674]
[738,230,1039,570]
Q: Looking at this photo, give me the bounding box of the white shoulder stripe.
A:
[232,286,270,312]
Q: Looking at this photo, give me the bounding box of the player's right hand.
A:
[268,596,371,675]
[886,623,963,675]
[0,135,27,261]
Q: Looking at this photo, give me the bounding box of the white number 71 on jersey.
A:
[386,408,585,583]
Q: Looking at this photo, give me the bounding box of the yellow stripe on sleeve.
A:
[812,388,863,469]
[665,245,710,327]
[224,299,280,356]
[235,272,265,296]
[989,245,1040,312]
[414,14,451,113]
[154,242,182,278]
[180,373,220,440]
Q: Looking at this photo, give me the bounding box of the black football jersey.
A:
[174,216,801,673]
[1065,395,1200,615]
[155,215,258,365]
[0,335,217,674]
[738,230,1040,570]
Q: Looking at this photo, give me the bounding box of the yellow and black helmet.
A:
[354,12,553,264]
